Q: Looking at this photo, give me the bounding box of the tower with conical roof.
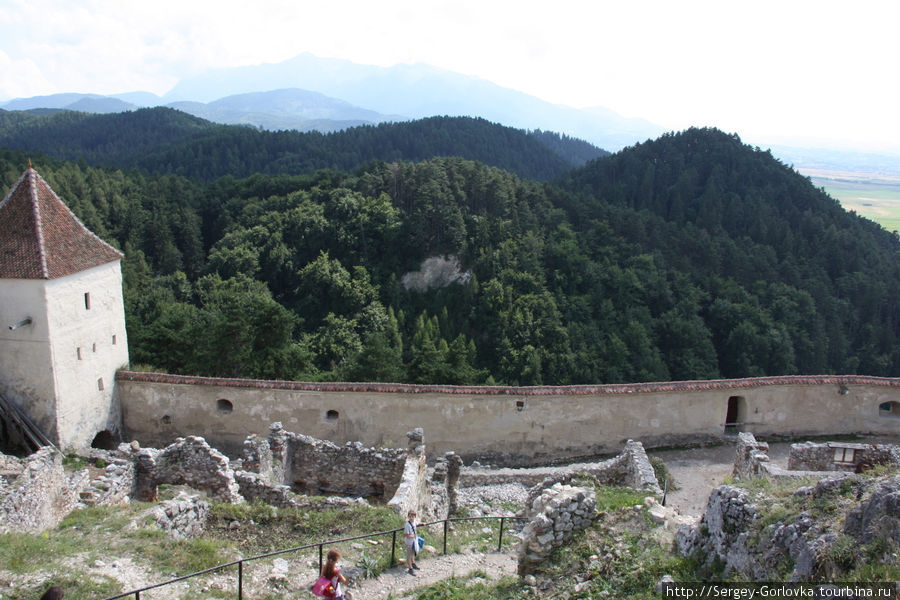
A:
[0,166,129,450]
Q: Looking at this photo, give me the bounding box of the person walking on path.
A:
[315,549,348,599]
[404,510,421,575]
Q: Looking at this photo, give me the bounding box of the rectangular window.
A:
[92,343,97,353]
[833,448,856,464]
[112,334,117,345]
[97,378,104,391]
[84,292,91,310]
[77,347,82,360]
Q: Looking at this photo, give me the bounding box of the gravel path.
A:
[649,441,791,516]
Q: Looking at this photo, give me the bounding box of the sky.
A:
[1,0,899,152]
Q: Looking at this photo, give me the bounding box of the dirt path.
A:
[344,549,517,599]
[648,441,792,516]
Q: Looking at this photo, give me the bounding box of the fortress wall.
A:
[116,373,900,463]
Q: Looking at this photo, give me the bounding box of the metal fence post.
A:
[498,517,505,551]
[238,561,243,600]
[443,519,449,554]
[319,544,324,574]
[391,530,397,567]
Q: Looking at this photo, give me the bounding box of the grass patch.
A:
[650,456,679,492]
[0,532,58,572]
[62,454,89,471]
[142,536,234,576]
[7,572,123,600]
[206,502,404,570]
[594,485,649,511]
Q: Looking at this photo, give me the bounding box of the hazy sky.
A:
[2,0,898,151]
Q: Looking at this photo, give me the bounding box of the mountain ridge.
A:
[0,108,607,181]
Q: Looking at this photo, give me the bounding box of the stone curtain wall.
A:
[517,483,597,575]
[117,371,900,463]
[118,371,900,396]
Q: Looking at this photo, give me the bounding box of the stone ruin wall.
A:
[0,422,433,535]
[0,448,85,534]
[284,431,408,499]
[460,439,663,498]
[241,422,427,515]
[517,483,597,575]
[787,441,900,472]
[733,432,900,482]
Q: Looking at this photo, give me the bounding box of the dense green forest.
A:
[1,125,897,384]
[0,109,604,182]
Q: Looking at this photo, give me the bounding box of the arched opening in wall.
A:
[91,430,118,450]
[879,401,900,418]
[724,396,747,435]
[368,481,385,502]
[217,399,234,414]
[326,410,339,421]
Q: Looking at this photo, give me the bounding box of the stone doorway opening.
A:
[91,429,118,450]
[724,396,746,435]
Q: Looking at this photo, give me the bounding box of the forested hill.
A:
[0,108,604,181]
[558,128,900,376]
[0,126,896,386]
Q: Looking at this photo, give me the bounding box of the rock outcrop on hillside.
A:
[676,475,900,581]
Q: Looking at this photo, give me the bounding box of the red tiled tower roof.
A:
[0,167,123,279]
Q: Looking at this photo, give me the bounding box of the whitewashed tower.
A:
[0,166,129,450]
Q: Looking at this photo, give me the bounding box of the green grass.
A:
[0,502,237,599]
[413,573,523,600]
[6,572,122,600]
[593,484,651,511]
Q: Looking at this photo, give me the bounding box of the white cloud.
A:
[0,50,55,100]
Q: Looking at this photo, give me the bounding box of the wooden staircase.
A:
[0,391,54,454]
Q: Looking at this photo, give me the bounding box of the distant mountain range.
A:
[0,53,664,151]
[3,53,899,176]
[0,88,399,134]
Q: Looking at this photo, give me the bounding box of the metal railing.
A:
[101,514,526,600]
